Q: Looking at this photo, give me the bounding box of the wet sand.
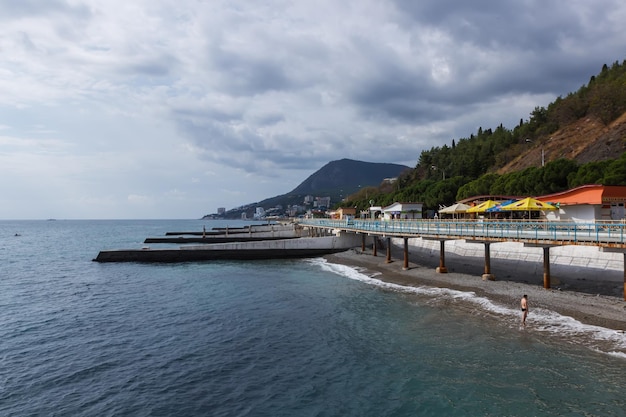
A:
[325,245,626,331]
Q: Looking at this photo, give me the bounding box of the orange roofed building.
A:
[329,207,357,220]
[539,185,626,222]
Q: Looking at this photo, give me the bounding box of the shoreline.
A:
[324,246,626,332]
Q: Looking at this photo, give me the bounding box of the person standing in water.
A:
[520,295,529,326]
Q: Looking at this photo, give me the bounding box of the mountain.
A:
[215,159,410,219]
[290,158,410,196]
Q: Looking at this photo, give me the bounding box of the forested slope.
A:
[343,60,626,211]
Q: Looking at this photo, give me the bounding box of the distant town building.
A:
[217,207,226,215]
[304,195,314,204]
[286,204,305,217]
[314,196,331,209]
[241,212,247,220]
[254,207,266,219]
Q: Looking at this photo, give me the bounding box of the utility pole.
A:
[525,139,545,167]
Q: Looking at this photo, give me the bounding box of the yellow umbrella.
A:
[467,200,499,213]
[500,197,557,211]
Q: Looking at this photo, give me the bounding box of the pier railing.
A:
[298,219,626,247]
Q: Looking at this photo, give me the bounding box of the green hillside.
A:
[342,60,626,212]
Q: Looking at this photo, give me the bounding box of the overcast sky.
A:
[1,0,625,219]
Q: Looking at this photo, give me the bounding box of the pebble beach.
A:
[325,244,626,332]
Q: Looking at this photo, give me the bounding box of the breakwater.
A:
[94,223,361,263]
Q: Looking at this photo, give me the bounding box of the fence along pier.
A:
[299,218,626,300]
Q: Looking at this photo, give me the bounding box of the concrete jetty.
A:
[144,236,300,244]
[93,233,362,263]
[165,223,297,236]
[142,222,308,244]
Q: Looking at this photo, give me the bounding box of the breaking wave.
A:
[309,257,626,358]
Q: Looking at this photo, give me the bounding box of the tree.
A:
[603,155,626,185]
[567,161,609,187]
[456,173,499,200]
[541,159,578,193]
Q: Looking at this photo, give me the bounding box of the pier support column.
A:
[436,240,448,273]
[543,246,551,289]
[373,236,378,256]
[623,253,626,301]
[482,242,495,281]
[526,243,557,290]
[403,237,409,270]
[361,234,365,252]
[386,237,392,263]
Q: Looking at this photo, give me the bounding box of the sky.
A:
[1,0,625,219]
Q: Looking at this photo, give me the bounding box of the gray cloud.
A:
[123,1,626,172]
[2,0,626,218]
[209,47,296,96]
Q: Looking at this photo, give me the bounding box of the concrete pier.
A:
[94,234,362,263]
[144,236,299,244]
[94,246,347,263]
[301,218,626,300]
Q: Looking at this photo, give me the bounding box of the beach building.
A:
[454,185,626,222]
[539,185,626,222]
[382,202,423,220]
[330,207,357,220]
[370,205,383,219]
[360,206,383,219]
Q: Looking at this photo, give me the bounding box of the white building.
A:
[381,202,423,220]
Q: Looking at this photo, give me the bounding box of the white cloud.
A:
[0,0,625,218]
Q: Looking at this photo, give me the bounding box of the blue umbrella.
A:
[486,199,518,212]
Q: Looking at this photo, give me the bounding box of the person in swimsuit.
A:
[521,295,528,326]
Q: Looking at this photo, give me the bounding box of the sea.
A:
[1,219,625,417]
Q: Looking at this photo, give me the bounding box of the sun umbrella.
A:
[467,200,499,213]
[486,199,518,212]
[500,197,557,211]
[439,202,471,219]
[438,203,470,214]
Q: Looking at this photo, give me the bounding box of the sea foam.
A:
[310,258,626,358]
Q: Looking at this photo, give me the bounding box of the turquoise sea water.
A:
[1,219,625,416]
